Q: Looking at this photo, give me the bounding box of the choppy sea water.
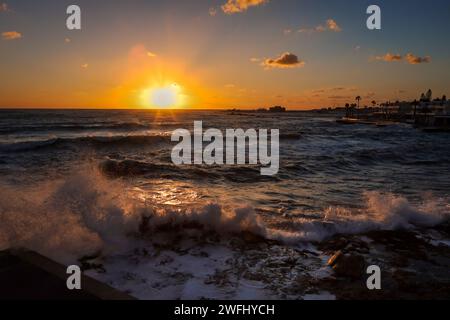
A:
[0,109,449,299]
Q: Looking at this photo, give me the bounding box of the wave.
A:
[100,159,177,177]
[279,133,302,140]
[0,134,169,152]
[0,122,150,135]
[278,192,449,242]
[0,166,267,264]
[0,165,448,265]
[100,159,279,182]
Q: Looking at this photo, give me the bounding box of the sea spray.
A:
[0,165,268,264]
[0,164,448,265]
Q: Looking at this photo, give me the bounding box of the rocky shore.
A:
[315,220,450,299]
[82,219,450,300]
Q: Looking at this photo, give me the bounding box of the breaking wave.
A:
[0,165,448,264]
[0,166,267,264]
[279,192,449,242]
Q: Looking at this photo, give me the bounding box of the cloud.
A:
[65,38,71,43]
[374,53,403,62]
[405,53,431,65]
[209,7,217,16]
[262,52,305,69]
[0,3,9,12]
[221,0,268,14]
[250,57,261,62]
[128,44,159,61]
[328,95,351,100]
[81,63,89,69]
[310,86,358,96]
[2,31,22,40]
[298,28,312,34]
[299,19,342,34]
[225,84,236,88]
[326,19,342,32]
[372,52,431,64]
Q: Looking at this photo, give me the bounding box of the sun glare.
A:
[142,83,185,109]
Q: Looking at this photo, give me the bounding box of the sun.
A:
[152,86,177,107]
[141,83,186,109]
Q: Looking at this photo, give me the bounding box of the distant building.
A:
[269,106,286,113]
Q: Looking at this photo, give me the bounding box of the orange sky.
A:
[0,0,449,109]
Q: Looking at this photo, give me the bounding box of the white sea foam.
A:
[273,191,449,242]
[0,166,266,264]
[0,166,448,265]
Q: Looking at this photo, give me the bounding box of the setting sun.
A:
[141,83,186,109]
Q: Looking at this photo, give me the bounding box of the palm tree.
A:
[345,103,350,117]
[420,93,426,102]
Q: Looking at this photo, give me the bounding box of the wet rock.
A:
[319,237,349,253]
[243,270,266,282]
[159,255,174,265]
[327,250,343,267]
[328,251,366,279]
[241,231,268,244]
[204,269,232,287]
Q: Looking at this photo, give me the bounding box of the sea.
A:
[0,109,449,299]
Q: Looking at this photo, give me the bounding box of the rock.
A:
[241,231,267,244]
[327,250,343,267]
[328,251,366,279]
